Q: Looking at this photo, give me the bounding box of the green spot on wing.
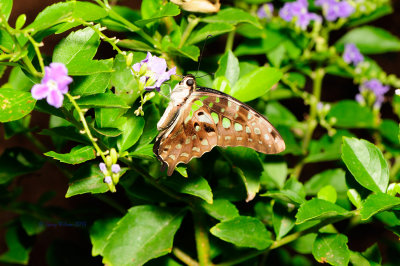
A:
[191,100,204,113]
[216,97,220,103]
[209,102,214,108]
[211,112,219,124]
[222,117,231,128]
[234,123,243,131]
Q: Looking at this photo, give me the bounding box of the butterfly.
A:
[153,75,286,176]
[170,0,220,13]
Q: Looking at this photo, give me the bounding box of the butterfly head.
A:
[170,75,197,104]
[179,75,196,88]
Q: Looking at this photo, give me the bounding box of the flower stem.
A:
[172,247,199,266]
[25,34,45,73]
[225,29,235,52]
[301,68,325,154]
[193,210,211,266]
[179,16,200,49]
[66,93,106,161]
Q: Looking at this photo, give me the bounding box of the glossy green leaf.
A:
[111,54,140,105]
[317,185,337,203]
[262,177,306,205]
[265,101,298,127]
[95,107,126,129]
[0,89,36,122]
[231,67,282,102]
[305,169,347,195]
[76,93,130,108]
[347,189,362,209]
[215,50,240,87]
[290,233,317,255]
[45,146,96,165]
[199,199,239,221]
[312,233,350,266]
[210,216,272,250]
[161,175,213,203]
[0,226,30,264]
[327,100,374,128]
[135,2,180,27]
[53,26,113,75]
[137,103,160,146]
[66,164,110,197]
[188,23,234,45]
[7,67,34,92]
[379,119,400,144]
[272,201,296,240]
[341,137,389,193]
[336,26,400,54]
[202,8,261,28]
[27,2,107,34]
[102,206,185,265]
[93,127,122,137]
[347,5,393,27]
[360,193,400,220]
[0,0,12,21]
[117,113,145,152]
[296,198,350,224]
[90,217,120,256]
[129,144,155,160]
[71,72,111,96]
[260,157,288,189]
[213,76,232,94]
[0,147,44,184]
[224,147,263,201]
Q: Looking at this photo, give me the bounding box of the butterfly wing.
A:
[154,87,285,176]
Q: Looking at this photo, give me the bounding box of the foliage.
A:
[1,0,400,265]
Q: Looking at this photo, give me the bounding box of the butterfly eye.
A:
[186,79,194,86]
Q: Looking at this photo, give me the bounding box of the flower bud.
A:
[139,63,148,76]
[126,52,134,67]
[110,148,118,164]
[105,155,113,167]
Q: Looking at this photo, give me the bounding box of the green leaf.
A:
[93,127,122,137]
[210,216,272,250]
[213,76,232,94]
[231,67,282,102]
[188,23,234,45]
[45,146,95,165]
[305,169,347,195]
[162,175,213,203]
[135,2,180,27]
[290,233,317,254]
[341,137,389,193]
[137,103,160,146]
[224,147,263,202]
[27,2,107,34]
[129,144,155,160]
[265,101,298,127]
[199,199,239,221]
[215,50,240,87]
[272,201,296,240]
[76,92,130,108]
[312,233,350,266]
[117,113,145,152]
[90,217,120,256]
[0,147,44,184]
[53,26,113,75]
[71,72,111,96]
[0,226,30,264]
[111,54,140,105]
[65,164,110,197]
[360,193,400,220]
[175,166,188,177]
[8,67,34,92]
[262,177,306,206]
[336,26,400,54]
[0,0,13,21]
[0,89,36,122]
[3,115,31,139]
[20,215,45,236]
[379,119,400,145]
[296,198,350,224]
[347,5,393,27]
[317,185,337,203]
[102,205,185,266]
[260,157,288,189]
[327,100,374,128]
[202,8,261,28]
[95,107,126,129]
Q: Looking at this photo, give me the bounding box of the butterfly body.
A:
[154,75,285,176]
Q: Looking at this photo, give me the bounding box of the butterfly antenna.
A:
[195,34,213,77]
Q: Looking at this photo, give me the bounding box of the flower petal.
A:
[31,84,50,99]
[47,89,64,108]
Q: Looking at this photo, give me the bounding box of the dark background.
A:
[0,0,399,265]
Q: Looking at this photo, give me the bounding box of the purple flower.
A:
[357,79,390,107]
[111,164,121,174]
[104,176,112,184]
[132,52,176,91]
[257,3,274,19]
[343,43,364,66]
[31,63,72,108]
[279,0,321,29]
[99,162,107,173]
[315,0,354,21]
